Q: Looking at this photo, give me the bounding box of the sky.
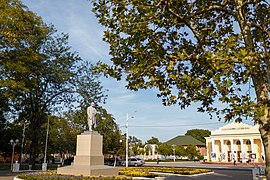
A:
[20,0,246,143]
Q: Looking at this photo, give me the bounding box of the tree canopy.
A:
[0,0,107,166]
[185,129,211,143]
[92,0,270,177]
[95,108,123,155]
[146,137,160,145]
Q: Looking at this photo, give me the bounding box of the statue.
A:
[87,102,97,131]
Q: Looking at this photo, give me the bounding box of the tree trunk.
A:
[259,118,270,179]
[252,79,270,179]
[29,133,39,169]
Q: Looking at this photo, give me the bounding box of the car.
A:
[122,157,145,166]
[104,158,123,166]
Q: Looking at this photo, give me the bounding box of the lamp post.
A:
[125,113,129,167]
[10,139,19,171]
[125,111,136,167]
[42,116,50,171]
[20,119,27,164]
[172,144,176,162]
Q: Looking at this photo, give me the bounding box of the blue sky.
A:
[21,0,237,143]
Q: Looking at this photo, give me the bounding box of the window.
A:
[226,141,231,145]
[246,140,251,145]
[236,140,241,145]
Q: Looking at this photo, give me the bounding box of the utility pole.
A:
[10,139,19,171]
[125,113,128,167]
[42,116,50,171]
[20,120,26,164]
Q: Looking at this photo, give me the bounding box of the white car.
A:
[122,158,145,166]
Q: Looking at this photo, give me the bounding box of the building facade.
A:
[205,123,265,163]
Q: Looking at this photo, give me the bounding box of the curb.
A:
[14,176,23,180]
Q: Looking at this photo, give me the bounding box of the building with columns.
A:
[205,122,265,163]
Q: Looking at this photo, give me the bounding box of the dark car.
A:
[104,158,123,166]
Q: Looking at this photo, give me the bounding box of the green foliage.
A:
[17,168,211,179]
[157,143,172,158]
[0,0,46,52]
[145,137,160,145]
[0,90,10,154]
[95,108,123,155]
[185,129,211,143]
[185,145,200,160]
[91,0,269,123]
[119,170,157,178]
[92,1,270,176]
[0,0,106,166]
[129,136,143,156]
[45,115,80,155]
[119,167,211,175]
[175,145,186,157]
[18,171,131,180]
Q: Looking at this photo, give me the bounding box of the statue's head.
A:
[91,102,95,106]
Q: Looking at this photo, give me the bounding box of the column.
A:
[206,140,211,161]
[251,139,255,153]
[230,139,234,161]
[240,139,246,163]
[250,139,256,162]
[220,139,225,162]
[212,139,216,161]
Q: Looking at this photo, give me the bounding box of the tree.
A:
[1,1,106,166]
[175,145,186,159]
[185,145,200,160]
[0,91,10,154]
[45,115,79,158]
[157,143,172,159]
[0,0,45,54]
[146,137,160,145]
[92,1,270,177]
[129,136,143,156]
[94,108,123,155]
[185,129,211,143]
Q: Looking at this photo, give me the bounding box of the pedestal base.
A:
[57,131,118,176]
[57,165,118,176]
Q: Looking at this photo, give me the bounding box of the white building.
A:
[205,122,265,163]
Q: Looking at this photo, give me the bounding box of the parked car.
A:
[122,158,145,166]
[104,158,123,166]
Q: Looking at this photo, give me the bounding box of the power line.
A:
[119,122,222,128]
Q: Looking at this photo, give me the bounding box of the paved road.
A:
[0,171,20,180]
[0,162,259,180]
[165,169,252,180]
[145,162,255,180]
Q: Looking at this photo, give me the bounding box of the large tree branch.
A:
[42,88,74,111]
[192,4,236,17]
[250,23,270,38]
[166,8,206,53]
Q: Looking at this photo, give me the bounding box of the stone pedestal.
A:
[57,131,118,176]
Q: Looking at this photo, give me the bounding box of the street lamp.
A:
[125,113,129,167]
[20,119,27,164]
[125,112,136,167]
[172,144,176,162]
[42,116,50,171]
[10,139,19,171]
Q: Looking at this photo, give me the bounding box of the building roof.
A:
[208,122,260,137]
[165,135,205,146]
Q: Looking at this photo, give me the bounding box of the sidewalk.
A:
[145,161,264,170]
